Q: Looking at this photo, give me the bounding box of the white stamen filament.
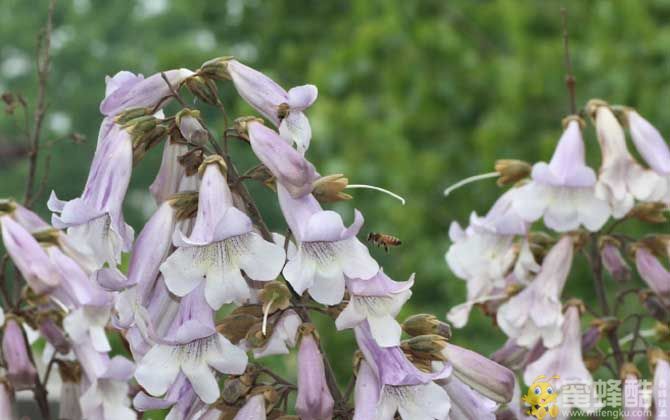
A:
[619,329,655,346]
[262,295,277,337]
[346,184,406,205]
[443,171,499,196]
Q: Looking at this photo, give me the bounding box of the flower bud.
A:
[185,75,219,104]
[639,290,669,322]
[442,343,515,403]
[401,334,449,363]
[177,148,205,176]
[114,107,152,125]
[581,325,601,354]
[37,316,70,354]
[222,376,253,405]
[2,319,37,390]
[402,314,452,339]
[312,174,352,203]
[234,116,265,140]
[176,109,208,146]
[296,324,334,420]
[494,159,531,186]
[628,202,668,224]
[199,56,233,81]
[600,237,631,282]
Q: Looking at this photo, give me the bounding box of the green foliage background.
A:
[2,0,670,418]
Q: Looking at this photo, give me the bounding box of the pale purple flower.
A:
[2,319,37,390]
[100,68,194,116]
[160,160,285,309]
[226,59,317,153]
[626,109,670,176]
[622,372,647,420]
[0,381,15,420]
[0,215,60,294]
[252,309,301,358]
[59,379,83,420]
[296,331,334,420]
[441,343,515,403]
[440,376,497,420]
[149,141,190,204]
[279,184,378,305]
[134,286,247,404]
[234,394,266,420]
[602,241,631,282]
[79,356,136,420]
[353,322,451,419]
[134,375,209,420]
[512,119,611,231]
[177,111,208,146]
[635,247,670,304]
[653,358,670,420]
[592,103,667,217]
[336,270,413,347]
[524,306,598,413]
[48,123,134,268]
[64,305,112,353]
[497,236,574,348]
[248,121,319,197]
[38,317,70,354]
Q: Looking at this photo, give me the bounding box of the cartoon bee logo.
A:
[522,375,561,419]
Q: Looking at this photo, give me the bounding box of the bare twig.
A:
[24,0,57,208]
[160,72,188,108]
[560,7,577,115]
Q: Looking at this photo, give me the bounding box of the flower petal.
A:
[135,345,180,397]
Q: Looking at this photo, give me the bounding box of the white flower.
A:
[79,356,136,420]
[64,305,112,353]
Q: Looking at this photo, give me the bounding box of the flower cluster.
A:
[0,57,516,420]
[446,102,670,419]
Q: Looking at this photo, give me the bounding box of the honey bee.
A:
[367,232,402,253]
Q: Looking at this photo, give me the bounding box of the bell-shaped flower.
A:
[149,141,190,204]
[296,326,335,420]
[235,394,266,420]
[2,319,37,390]
[135,285,248,404]
[336,270,413,347]
[353,322,451,420]
[635,247,670,304]
[279,184,378,305]
[651,352,670,420]
[626,109,670,176]
[64,305,112,353]
[79,356,136,420]
[100,68,194,116]
[590,101,667,217]
[0,215,60,294]
[512,118,611,231]
[252,309,301,358]
[48,123,134,268]
[0,380,15,420]
[248,121,319,197]
[441,343,515,403]
[160,157,285,309]
[498,236,574,348]
[226,59,317,153]
[524,306,598,414]
[602,239,631,282]
[134,375,209,420]
[439,376,497,420]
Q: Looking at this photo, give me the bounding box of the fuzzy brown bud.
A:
[401,334,449,362]
[494,159,531,186]
[185,75,219,105]
[628,202,668,224]
[402,314,452,339]
[199,56,234,81]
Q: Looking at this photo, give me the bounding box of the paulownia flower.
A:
[296,326,334,420]
[79,356,136,420]
[512,117,610,231]
[625,108,670,176]
[634,247,670,304]
[2,319,37,391]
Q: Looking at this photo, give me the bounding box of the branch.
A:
[24,0,57,208]
[560,7,577,115]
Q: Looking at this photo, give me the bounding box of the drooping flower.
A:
[589,101,667,217]
[634,247,670,304]
[279,184,379,305]
[79,356,136,420]
[160,157,286,309]
[336,270,414,347]
[439,376,497,420]
[625,108,670,176]
[0,215,60,294]
[512,117,611,231]
[497,236,574,348]
[296,325,334,420]
[523,306,598,413]
[176,109,209,146]
[247,121,319,197]
[2,319,37,390]
[149,141,190,204]
[353,322,451,419]
[100,69,195,116]
[134,285,248,404]
[226,59,317,153]
[601,239,631,282]
[48,123,134,268]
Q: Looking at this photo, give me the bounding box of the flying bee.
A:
[367,232,402,253]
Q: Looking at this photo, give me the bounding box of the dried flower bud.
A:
[177,147,205,176]
[1,92,15,106]
[401,334,449,362]
[167,191,199,220]
[628,202,668,224]
[619,362,641,381]
[583,354,604,372]
[655,321,670,342]
[176,108,208,146]
[259,282,291,313]
[494,159,531,186]
[245,323,271,348]
[114,107,152,125]
[222,376,253,405]
[2,319,37,390]
[234,116,265,140]
[217,312,259,344]
[0,199,17,215]
[402,314,452,339]
[185,75,219,104]
[312,174,352,203]
[199,56,233,81]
